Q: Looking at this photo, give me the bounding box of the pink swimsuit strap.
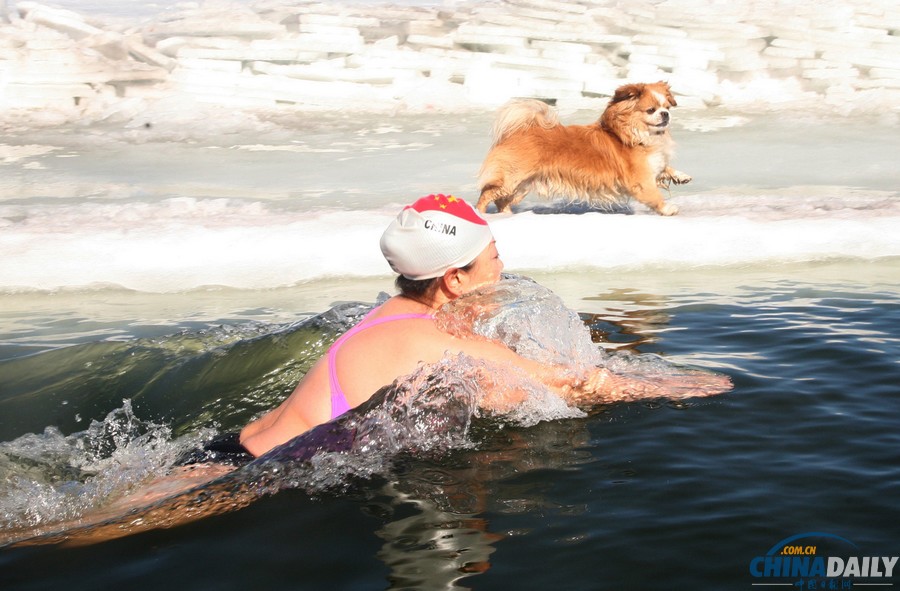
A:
[327,309,433,419]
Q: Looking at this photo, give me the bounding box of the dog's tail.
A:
[489,99,559,146]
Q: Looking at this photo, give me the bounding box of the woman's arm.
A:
[238,358,330,457]
[240,401,313,457]
[574,366,732,404]
[446,333,731,405]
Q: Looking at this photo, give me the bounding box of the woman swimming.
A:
[238,194,732,457]
[1,194,730,547]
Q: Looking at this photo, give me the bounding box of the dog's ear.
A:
[659,81,678,107]
[610,84,644,104]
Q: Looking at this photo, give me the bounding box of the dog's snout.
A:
[660,110,670,124]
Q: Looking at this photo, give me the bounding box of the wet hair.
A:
[394,259,477,298]
[395,275,438,298]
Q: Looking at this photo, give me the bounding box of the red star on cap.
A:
[407,194,487,225]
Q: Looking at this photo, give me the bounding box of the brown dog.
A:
[475,82,691,216]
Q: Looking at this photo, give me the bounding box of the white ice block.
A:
[144,16,284,40]
[763,44,816,60]
[762,56,801,71]
[821,49,898,70]
[3,58,166,85]
[298,14,380,29]
[856,77,900,88]
[540,49,587,65]
[174,39,330,63]
[473,9,582,30]
[626,63,668,81]
[155,36,244,57]
[630,30,690,47]
[869,67,900,80]
[171,65,397,109]
[509,0,587,15]
[405,34,455,49]
[2,81,95,98]
[250,60,407,85]
[404,20,450,36]
[19,2,101,39]
[453,27,529,52]
[25,36,76,51]
[348,47,456,73]
[854,12,900,30]
[178,58,243,74]
[103,64,169,84]
[686,24,769,42]
[719,52,769,73]
[802,65,860,80]
[298,22,362,36]
[3,58,104,77]
[474,5,586,26]
[22,47,89,66]
[671,68,720,103]
[267,33,364,55]
[531,39,592,53]
[627,50,678,71]
[175,46,279,61]
[582,75,629,98]
[125,38,177,71]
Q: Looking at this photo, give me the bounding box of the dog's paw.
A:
[670,170,692,185]
[659,203,679,216]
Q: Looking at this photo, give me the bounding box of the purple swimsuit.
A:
[327,309,433,419]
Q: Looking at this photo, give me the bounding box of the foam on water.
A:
[0,401,212,530]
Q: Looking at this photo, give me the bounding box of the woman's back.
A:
[330,306,439,414]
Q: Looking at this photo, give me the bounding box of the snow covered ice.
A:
[0,0,898,295]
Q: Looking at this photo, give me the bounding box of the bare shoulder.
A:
[362,296,514,362]
[369,295,431,317]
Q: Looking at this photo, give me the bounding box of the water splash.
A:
[438,275,604,366]
[439,276,696,378]
[264,348,584,495]
[0,400,211,530]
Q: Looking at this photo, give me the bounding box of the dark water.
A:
[1,267,899,590]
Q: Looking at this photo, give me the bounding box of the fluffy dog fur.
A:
[475,82,691,216]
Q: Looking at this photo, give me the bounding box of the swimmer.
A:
[238,194,732,457]
[2,194,730,548]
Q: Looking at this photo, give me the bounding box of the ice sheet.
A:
[2,188,898,293]
[1,2,898,293]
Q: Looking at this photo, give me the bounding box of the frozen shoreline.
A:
[3,189,900,294]
[1,0,899,129]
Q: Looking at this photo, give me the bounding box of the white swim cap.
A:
[380,194,493,280]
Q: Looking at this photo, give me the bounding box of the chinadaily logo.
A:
[750,533,898,589]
